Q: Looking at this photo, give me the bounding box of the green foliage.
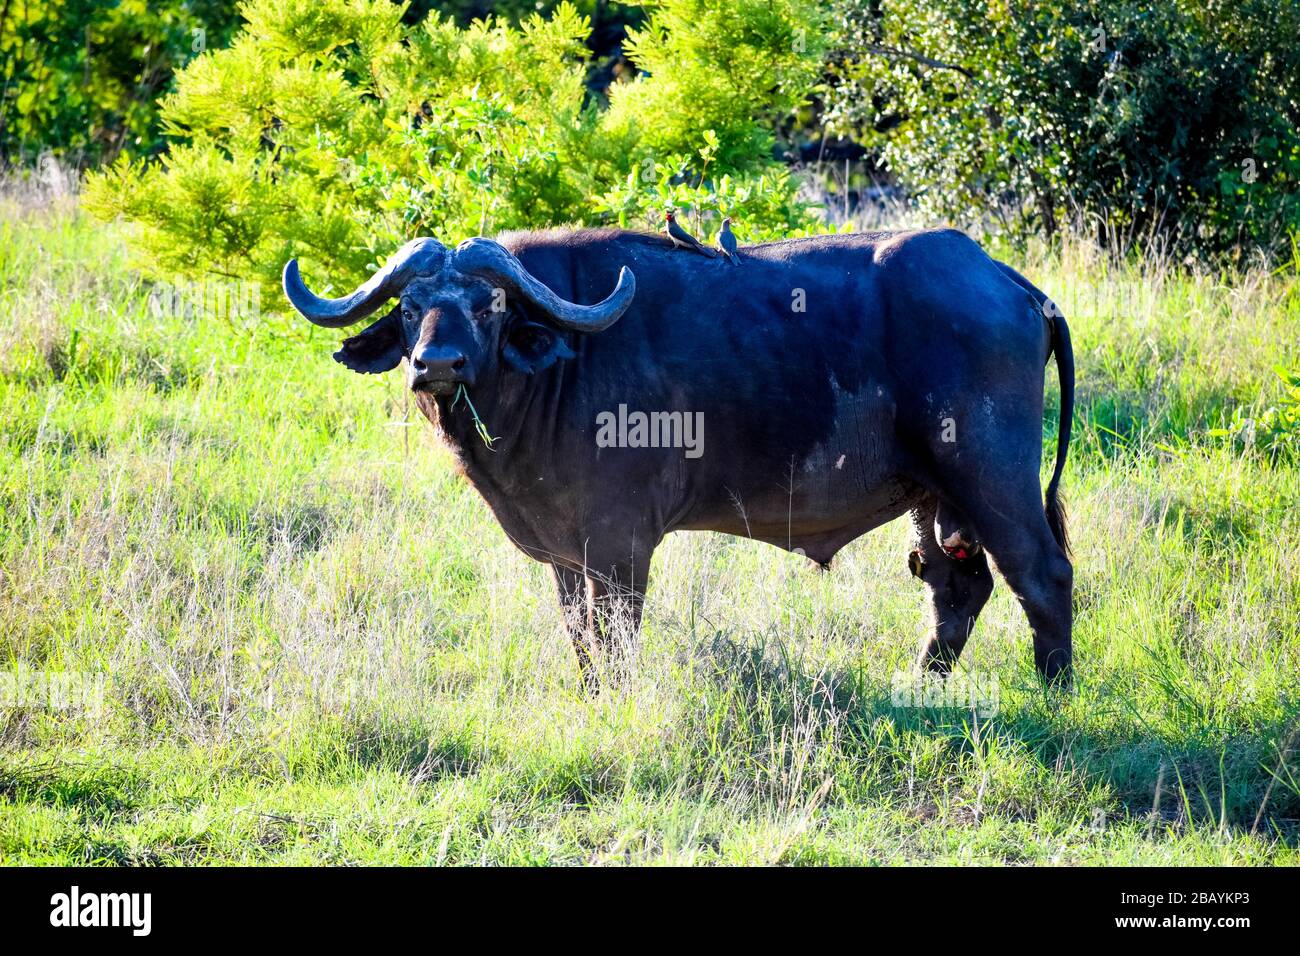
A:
[606,0,828,172]
[84,0,831,297]
[827,0,1300,259]
[1212,366,1300,463]
[0,0,242,163]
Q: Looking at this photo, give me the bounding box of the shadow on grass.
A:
[1158,493,1261,550]
[342,716,486,786]
[691,633,1300,844]
[0,759,142,817]
[1003,698,1300,843]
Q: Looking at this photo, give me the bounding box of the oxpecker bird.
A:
[664,211,717,258]
[718,217,740,265]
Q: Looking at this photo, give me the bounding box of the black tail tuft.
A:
[1045,483,1071,559]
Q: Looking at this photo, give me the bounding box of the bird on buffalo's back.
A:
[718,217,740,265]
[664,210,717,258]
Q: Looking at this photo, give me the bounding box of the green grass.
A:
[2,198,1299,865]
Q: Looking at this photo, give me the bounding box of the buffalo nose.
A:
[409,343,470,389]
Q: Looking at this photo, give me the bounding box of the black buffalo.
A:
[283,228,1075,688]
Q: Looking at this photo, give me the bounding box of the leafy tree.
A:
[0,0,242,163]
[0,1,648,166]
[826,0,1300,259]
[84,0,833,300]
[604,0,827,172]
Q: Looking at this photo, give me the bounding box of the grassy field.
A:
[2,195,1299,865]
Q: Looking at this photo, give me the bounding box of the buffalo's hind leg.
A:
[958,480,1074,687]
[909,498,994,674]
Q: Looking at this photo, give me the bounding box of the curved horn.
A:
[451,238,635,333]
[282,237,447,328]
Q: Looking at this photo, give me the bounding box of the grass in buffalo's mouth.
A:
[0,199,1298,865]
[453,384,497,448]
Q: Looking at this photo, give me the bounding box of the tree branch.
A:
[864,45,974,80]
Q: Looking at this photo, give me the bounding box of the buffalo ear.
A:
[501,320,574,374]
[332,308,405,374]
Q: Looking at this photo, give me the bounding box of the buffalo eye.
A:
[513,325,548,351]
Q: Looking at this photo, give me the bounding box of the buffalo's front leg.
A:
[586,563,648,684]
[551,565,597,692]
[550,554,651,694]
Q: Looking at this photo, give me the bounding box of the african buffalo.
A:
[283,227,1075,689]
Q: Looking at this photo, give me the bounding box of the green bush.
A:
[0,0,242,163]
[826,0,1300,259]
[84,0,833,298]
[1212,365,1300,463]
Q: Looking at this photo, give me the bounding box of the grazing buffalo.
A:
[283,227,1075,689]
